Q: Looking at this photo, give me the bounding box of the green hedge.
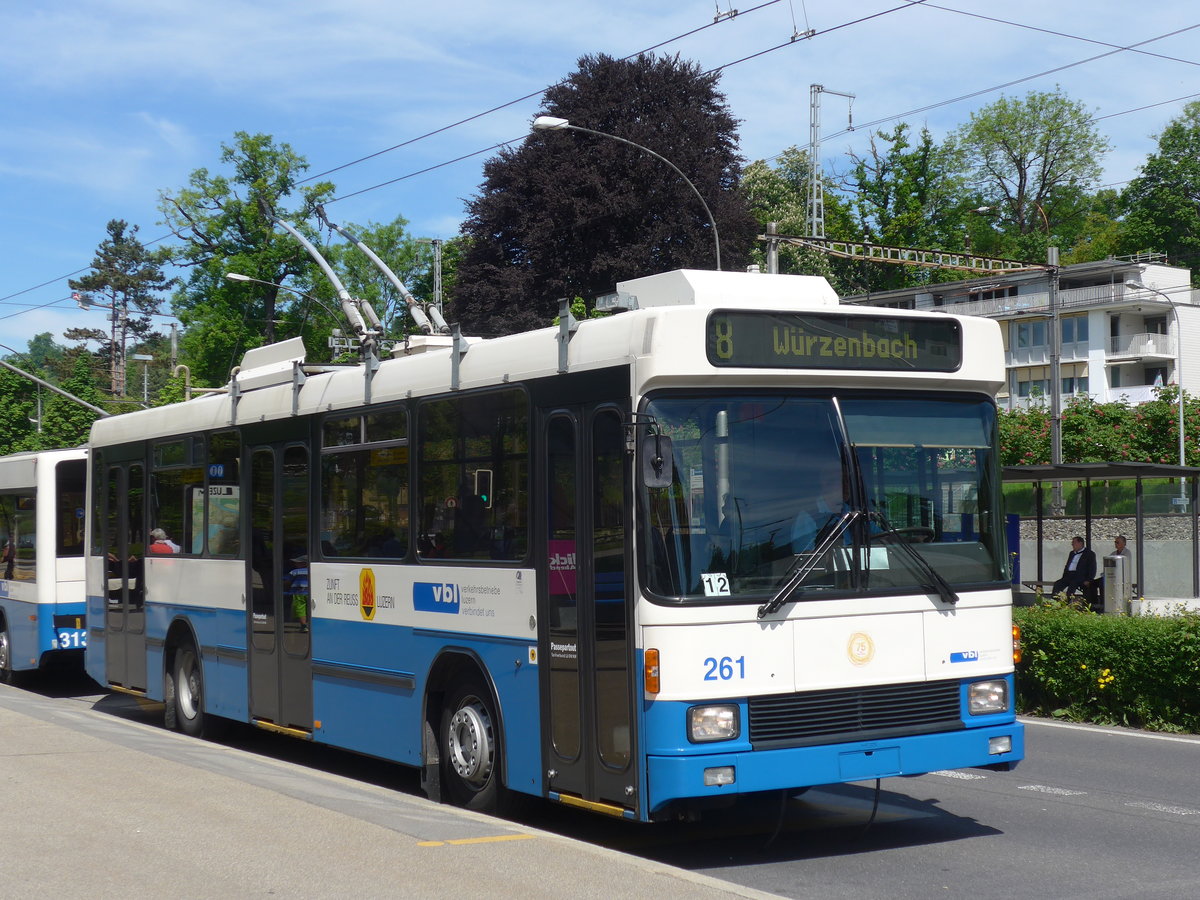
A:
[1014,603,1200,733]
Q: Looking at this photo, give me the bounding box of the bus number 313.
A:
[703,656,746,681]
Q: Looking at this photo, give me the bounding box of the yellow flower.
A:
[1081,664,1087,670]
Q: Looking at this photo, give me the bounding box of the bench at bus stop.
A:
[1020,578,1126,613]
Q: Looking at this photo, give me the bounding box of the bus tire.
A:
[173,647,207,738]
[163,664,177,731]
[0,620,13,684]
[440,679,504,812]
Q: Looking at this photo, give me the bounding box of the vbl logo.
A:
[413,582,461,614]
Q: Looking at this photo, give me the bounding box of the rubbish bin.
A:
[1103,554,1131,615]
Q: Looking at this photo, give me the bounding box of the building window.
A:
[1015,320,1047,349]
[1061,315,1089,345]
[969,285,1018,302]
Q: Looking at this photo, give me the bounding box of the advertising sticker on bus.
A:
[548,539,577,594]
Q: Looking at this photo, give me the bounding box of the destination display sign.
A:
[705,311,962,372]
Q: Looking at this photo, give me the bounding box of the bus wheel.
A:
[0,621,12,684]
[173,647,207,738]
[441,680,503,812]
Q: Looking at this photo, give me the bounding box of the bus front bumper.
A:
[646,721,1023,812]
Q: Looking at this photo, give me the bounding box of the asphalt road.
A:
[584,718,1200,899]
[8,670,1200,899]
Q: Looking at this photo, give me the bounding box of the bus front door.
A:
[104,462,146,692]
[542,406,637,815]
[246,441,313,733]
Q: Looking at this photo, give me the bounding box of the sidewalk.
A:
[0,683,779,900]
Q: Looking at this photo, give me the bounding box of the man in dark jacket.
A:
[1052,535,1097,600]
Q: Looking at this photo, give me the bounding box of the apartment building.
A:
[841,255,1200,410]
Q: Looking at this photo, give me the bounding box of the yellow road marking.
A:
[418,834,535,847]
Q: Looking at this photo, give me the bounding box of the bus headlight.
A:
[688,705,740,742]
[967,679,1009,715]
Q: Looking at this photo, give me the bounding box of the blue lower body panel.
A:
[0,597,87,671]
[646,721,1024,812]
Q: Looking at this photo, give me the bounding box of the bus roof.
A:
[88,270,1002,447]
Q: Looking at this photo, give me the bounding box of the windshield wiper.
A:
[757,509,858,619]
[866,512,959,605]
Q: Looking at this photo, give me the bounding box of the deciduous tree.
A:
[954,89,1110,262]
[1121,101,1200,276]
[0,365,37,455]
[741,146,849,290]
[160,132,334,384]
[31,356,105,450]
[454,53,758,335]
[844,124,969,290]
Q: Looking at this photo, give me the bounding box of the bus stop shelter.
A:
[1003,462,1200,600]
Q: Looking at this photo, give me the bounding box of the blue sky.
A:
[2,0,1198,352]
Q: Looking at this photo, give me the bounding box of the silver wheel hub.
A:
[0,630,9,671]
[178,660,200,719]
[447,700,494,787]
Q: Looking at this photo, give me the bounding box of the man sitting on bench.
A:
[1052,535,1097,604]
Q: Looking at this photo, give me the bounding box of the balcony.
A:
[999,383,1163,410]
[1108,384,1159,405]
[1107,332,1175,360]
[931,284,1199,319]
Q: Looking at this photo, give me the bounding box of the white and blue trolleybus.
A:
[84,269,1023,820]
[1,447,89,681]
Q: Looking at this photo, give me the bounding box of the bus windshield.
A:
[639,392,1006,602]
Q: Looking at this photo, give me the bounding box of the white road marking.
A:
[1124,801,1200,816]
[928,770,987,780]
[1020,717,1200,746]
[1018,784,1087,796]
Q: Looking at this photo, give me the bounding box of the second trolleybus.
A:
[1,447,88,682]
[84,268,1023,821]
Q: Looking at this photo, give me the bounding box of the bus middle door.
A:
[542,405,637,816]
[103,460,146,692]
[246,433,313,734]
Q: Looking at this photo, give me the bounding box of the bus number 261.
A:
[703,656,745,681]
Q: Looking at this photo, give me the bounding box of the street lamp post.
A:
[531,116,722,271]
[1126,280,1187,475]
